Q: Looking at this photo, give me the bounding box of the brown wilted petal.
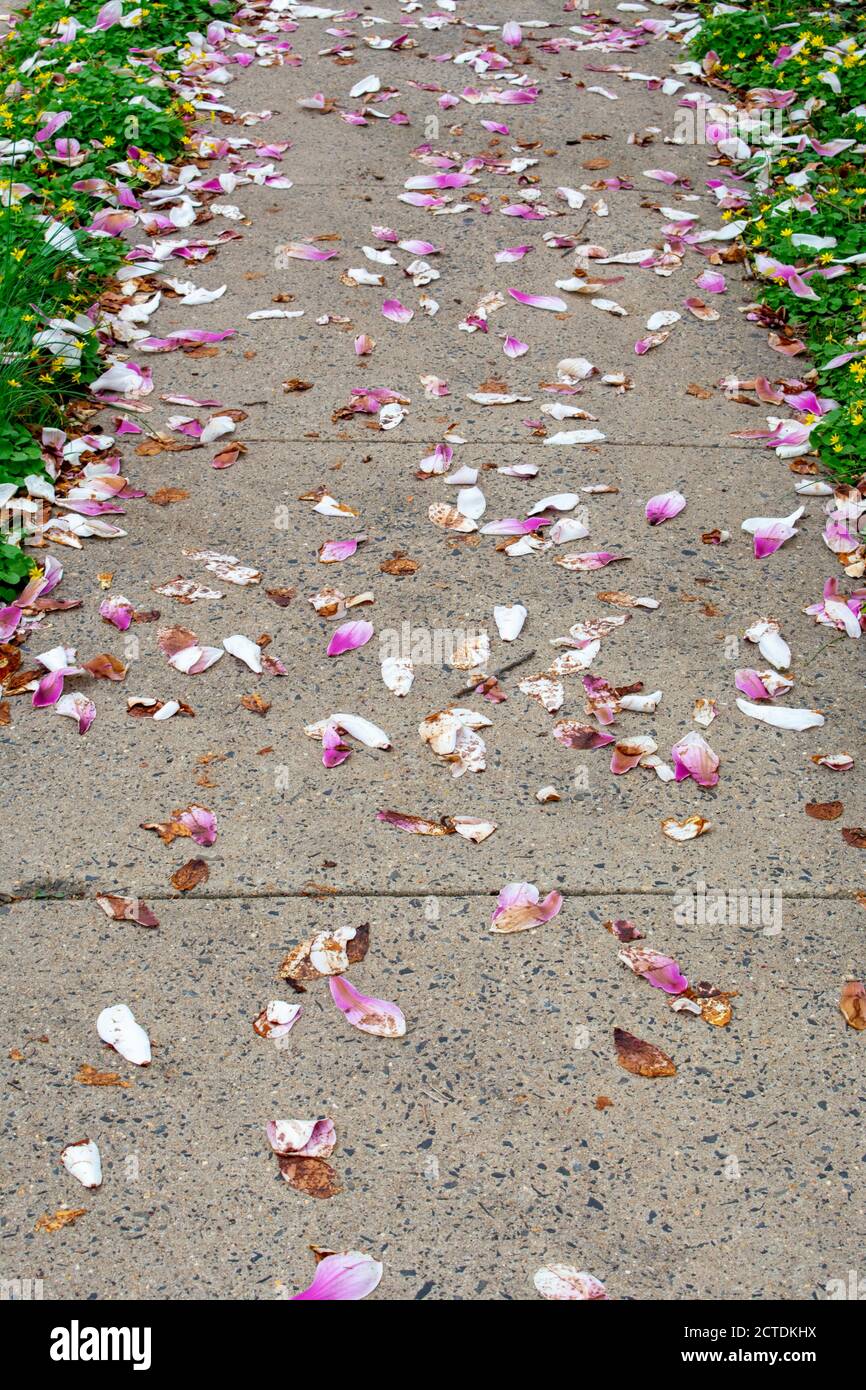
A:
[603,919,644,942]
[840,980,866,1030]
[613,1027,676,1077]
[96,894,159,928]
[277,1155,341,1199]
[805,801,843,821]
[842,828,866,848]
[82,653,127,681]
[171,858,209,892]
[376,810,455,836]
[278,923,370,989]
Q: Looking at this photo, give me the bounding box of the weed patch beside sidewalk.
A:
[0,0,224,597]
[689,0,866,487]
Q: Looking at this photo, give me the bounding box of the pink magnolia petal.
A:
[622,947,689,995]
[534,1266,608,1300]
[267,1118,335,1158]
[33,669,68,708]
[278,242,338,261]
[503,335,529,359]
[735,668,771,701]
[329,975,406,1037]
[695,270,726,293]
[507,289,567,313]
[55,692,96,734]
[0,604,22,641]
[555,551,621,571]
[645,490,686,525]
[322,723,352,768]
[178,805,218,846]
[99,595,134,631]
[292,1251,383,1301]
[671,730,719,787]
[752,521,798,558]
[381,298,414,324]
[319,537,364,564]
[491,881,563,933]
[327,620,374,657]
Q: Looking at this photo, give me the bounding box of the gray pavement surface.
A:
[1,0,864,1301]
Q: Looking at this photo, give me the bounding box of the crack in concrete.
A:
[240,435,754,448]
[1,886,858,904]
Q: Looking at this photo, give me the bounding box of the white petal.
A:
[62,1139,102,1189]
[736,697,824,730]
[493,604,527,641]
[97,1003,151,1066]
[223,633,263,673]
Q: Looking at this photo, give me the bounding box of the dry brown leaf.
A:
[840,980,866,1030]
[278,1155,341,1199]
[75,1063,131,1088]
[35,1208,87,1234]
[4,667,39,695]
[613,1027,676,1077]
[842,827,866,848]
[380,551,419,576]
[241,692,271,716]
[0,643,22,685]
[171,857,209,892]
[805,801,843,821]
[148,487,190,507]
[283,378,313,392]
[265,587,295,606]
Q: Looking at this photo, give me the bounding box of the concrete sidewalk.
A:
[0,1,863,1301]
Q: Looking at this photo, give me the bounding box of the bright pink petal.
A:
[381,298,414,324]
[292,1251,383,1301]
[322,723,351,768]
[178,805,218,846]
[695,270,726,293]
[503,335,529,359]
[671,730,719,787]
[0,605,21,641]
[329,975,406,1037]
[645,490,686,525]
[327,620,374,657]
[507,289,567,312]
